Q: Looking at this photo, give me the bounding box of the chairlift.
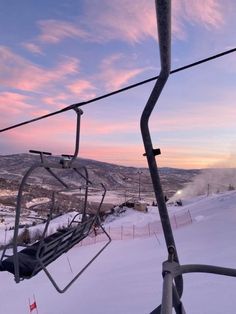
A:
[0,108,111,293]
[142,1,236,313]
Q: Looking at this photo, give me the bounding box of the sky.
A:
[0,0,236,169]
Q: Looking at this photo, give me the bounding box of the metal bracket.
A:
[143,148,161,157]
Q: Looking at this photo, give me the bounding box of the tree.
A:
[18,227,31,244]
[228,184,235,191]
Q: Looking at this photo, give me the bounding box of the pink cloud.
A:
[38,20,88,44]
[31,109,51,116]
[67,80,97,99]
[22,42,43,55]
[83,1,157,43]
[82,0,224,43]
[42,93,69,108]
[26,1,224,49]
[0,46,79,93]
[98,54,148,90]
[175,0,224,29]
[30,1,224,47]
[0,92,51,130]
[0,92,33,116]
[0,92,54,129]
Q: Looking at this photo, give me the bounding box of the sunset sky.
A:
[0,0,236,169]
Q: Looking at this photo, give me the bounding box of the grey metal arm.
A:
[140,0,184,311]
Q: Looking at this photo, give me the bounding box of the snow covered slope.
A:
[1,191,236,313]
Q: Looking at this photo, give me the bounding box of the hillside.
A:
[0,191,236,313]
[0,154,199,193]
[0,154,199,210]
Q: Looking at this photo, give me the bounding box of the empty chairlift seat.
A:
[0,217,95,279]
[0,152,111,293]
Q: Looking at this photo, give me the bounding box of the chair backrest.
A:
[32,216,96,276]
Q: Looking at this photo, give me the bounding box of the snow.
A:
[104,207,159,227]
[1,191,236,313]
[0,189,17,197]
[0,211,81,247]
[26,197,50,208]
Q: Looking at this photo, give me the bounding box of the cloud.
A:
[31,109,50,116]
[175,0,224,29]
[0,92,33,116]
[82,0,224,43]
[82,0,157,43]
[22,42,44,55]
[42,93,69,108]
[0,92,51,131]
[0,92,53,130]
[67,79,97,99]
[32,0,224,46]
[38,19,88,44]
[0,46,79,93]
[98,53,148,90]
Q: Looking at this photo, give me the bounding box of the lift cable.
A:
[0,47,235,134]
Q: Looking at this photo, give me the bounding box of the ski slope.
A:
[1,191,236,313]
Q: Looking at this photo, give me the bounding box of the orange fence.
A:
[78,210,192,246]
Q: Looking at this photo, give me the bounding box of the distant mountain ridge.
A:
[0,153,200,198]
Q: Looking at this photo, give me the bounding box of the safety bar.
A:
[160,258,236,314]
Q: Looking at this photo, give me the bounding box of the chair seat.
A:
[0,246,38,278]
[0,224,92,279]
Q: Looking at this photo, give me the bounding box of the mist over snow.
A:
[170,168,236,201]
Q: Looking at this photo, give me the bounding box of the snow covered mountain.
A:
[1,190,236,313]
[0,154,199,195]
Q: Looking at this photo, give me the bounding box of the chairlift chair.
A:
[142,1,236,313]
[0,108,111,293]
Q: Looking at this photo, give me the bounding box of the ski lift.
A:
[0,108,111,293]
[142,1,236,313]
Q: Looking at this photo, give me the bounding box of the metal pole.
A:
[140,0,183,296]
[161,272,173,314]
[141,0,173,252]
[207,183,210,196]
[137,170,142,200]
